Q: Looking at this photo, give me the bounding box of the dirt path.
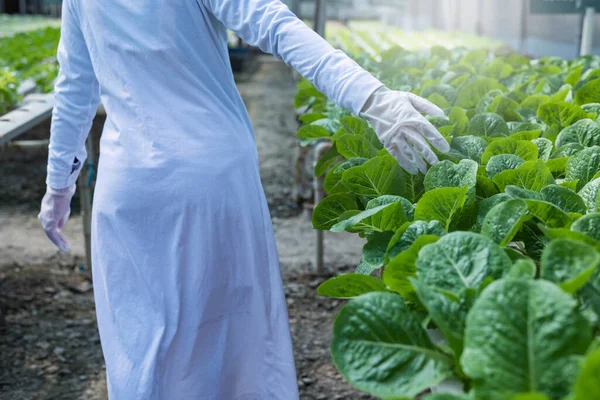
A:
[0,59,370,400]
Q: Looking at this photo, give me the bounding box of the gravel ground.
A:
[0,58,371,399]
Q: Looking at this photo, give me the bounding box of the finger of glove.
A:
[410,145,429,175]
[407,92,446,118]
[412,115,451,153]
[406,130,440,166]
[58,208,71,230]
[44,228,71,253]
[389,138,419,175]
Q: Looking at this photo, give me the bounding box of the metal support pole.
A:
[519,0,528,53]
[314,0,326,38]
[580,7,595,56]
[313,141,331,275]
[78,136,95,271]
[19,0,26,14]
[476,0,484,36]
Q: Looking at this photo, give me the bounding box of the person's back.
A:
[77,0,256,171]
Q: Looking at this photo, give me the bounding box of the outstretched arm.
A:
[200,0,382,115]
[201,0,449,174]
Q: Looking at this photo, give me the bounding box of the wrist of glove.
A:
[360,86,450,174]
[38,184,76,253]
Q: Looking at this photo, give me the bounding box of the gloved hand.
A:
[360,86,450,174]
[38,184,76,253]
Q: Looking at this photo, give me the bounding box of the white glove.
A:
[38,185,76,253]
[360,87,450,174]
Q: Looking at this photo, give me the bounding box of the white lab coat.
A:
[46,0,382,398]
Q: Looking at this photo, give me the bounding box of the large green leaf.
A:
[296,124,330,145]
[424,159,478,210]
[575,78,600,105]
[509,122,543,135]
[367,196,413,232]
[481,198,530,246]
[456,76,505,109]
[571,213,600,242]
[414,187,468,231]
[582,103,600,116]
[493,160,555,192]
[481,138,539,164]
[312,193,358,230]
[298,112,326,124]
[402,171,425,204]
[487,94,522,121]
[532,138,553,161]
[412,279,473,359]
[554,144,584,160]
[331,292,453,399]
[566,146,600,190]
[449,106,469,135]
[420,84,458,105]
[324,158,367,194]
[476,193,512,228]
[538,102,593,130]
[387,220,446,261]
[359,232,394,274]
[477,89,505,114]
[467,113,510,137]
[521,94,551,111]
[477,173,501,198]
[317,274,388,299]
[415,232,512,295]
[540,184,587,214]
[540,238,600,294]
[342,155,405,198]
[461,279,592,399]
[312,118,342,134]
[579,178,600,213]
[524,199,573,228]
[486,155,526,179]
[546,157,569,177]
[539,226,600,252]
[314,144,341,177]
[555,119,600,149]
[505,185,544,200]
[332,196,409,233]
[508,258,537,279]
[573,347,600,400]
[335,134,379,159]
[450,135,488,163]
[384,235,440,301]
[339,116,383,150]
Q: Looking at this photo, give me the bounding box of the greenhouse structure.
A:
[1,0,600,399]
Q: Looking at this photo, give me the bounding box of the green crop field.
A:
[296,28,600,400]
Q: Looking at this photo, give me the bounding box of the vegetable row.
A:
[295,38,600,400]
[0,27,60,115]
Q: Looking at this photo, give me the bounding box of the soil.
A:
[0,58,372,399]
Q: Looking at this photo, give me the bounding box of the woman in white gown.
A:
[38,0,448,398]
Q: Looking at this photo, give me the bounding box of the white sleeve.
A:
[46,0,100,189]
[200,0,383,115]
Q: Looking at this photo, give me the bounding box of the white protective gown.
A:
[47,0,382,398]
